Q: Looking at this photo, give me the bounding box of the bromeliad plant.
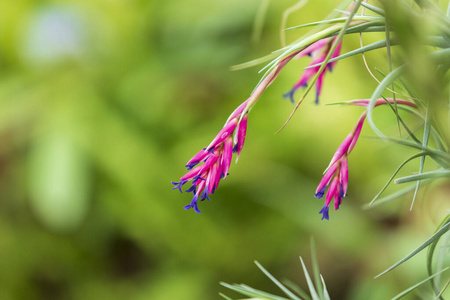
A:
[173,0,450,298]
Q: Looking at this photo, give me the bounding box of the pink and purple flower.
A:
[315,98,416,220]
[172,101,249,213]
[284,37,342,104]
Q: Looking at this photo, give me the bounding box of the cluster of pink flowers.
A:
[173,30,417,219]
[315,113,365,220]
[171,101,248,213]
[284,37,342,104]
[315,99,416,219]
[172,44,306,212]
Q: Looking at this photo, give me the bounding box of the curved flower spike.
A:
[315,98,417,220]
[315,113,364,221]
[172,105,249,213]
[172,45,309,213]
[284,37,342,104]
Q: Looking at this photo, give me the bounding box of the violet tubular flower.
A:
[284,37,342,104]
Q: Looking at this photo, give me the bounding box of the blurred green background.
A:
[0,0,448,299]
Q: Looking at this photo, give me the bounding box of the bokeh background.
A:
[0,0,448,299]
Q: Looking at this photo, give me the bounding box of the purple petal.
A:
[319,205,329,220]
[171,180,187,193]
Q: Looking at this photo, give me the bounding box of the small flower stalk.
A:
[284,37,342,104]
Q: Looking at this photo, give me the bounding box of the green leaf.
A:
[320,276,330,300]
[391,268,449,300]
[300,257,319,300]
[363,184,418,209]
[255,261,302,300]
[283,279,311,300]
[411,102,432,210]
[286,15,383,31]
[394,170,450,184]
[434,280,450,300]
[220,282,289,300]
[360,1,385,15]
[369,152,427,206]
[310,239,323,300]
[366,64,405,139]
[375,220,450,278]
[219,293,234,300]
[376,137,450,168]
[427,215,450,299]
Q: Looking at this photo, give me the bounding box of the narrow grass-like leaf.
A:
[255,261,302,300]
[368,47,450,139]
[252,0,270,44]
[427,215,450,299]
[305,39,391,69]
[369,152,427,205]
[434,280,450,300]
[364,184,417,209]
[377,137,450,168]
[299,257,320,300]
[310,239,323,299]
[283,279,311,300]
[394,170,450,184]
[231,50,287,71]
[219,293,234,300]
[320,276,330,300]
[375,221,450,278]
[374,69,409,94]
[341,24,386,35]
[411,103,432,210]
[380,96,421,144]
[367,64,405,139]
[286,16,382,31]
[220,282,289,300]
[391,268,449,300]
[360,1,385,15]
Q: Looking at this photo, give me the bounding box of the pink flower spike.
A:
[340,155,349,197]
[233,114,248,159]
[328,134,353,168]
[315,161,339,198]
[328,39,342,72]
[315,71,325,104]
[283,54,326,103]
[180,164,203,182]
[185,149,209,170]
[315,113,367,220]
[334,178,342,210]
[348,113,366,154]
[207,162,219,194]
[206,118,238,151]
[325,175,339,208]
[221,137,233,179]
[227,99,249,122]
[294,38,331,59]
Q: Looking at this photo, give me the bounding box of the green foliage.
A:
[0,0,449,299]
[222,0,450,298]
[221,242,330,300]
